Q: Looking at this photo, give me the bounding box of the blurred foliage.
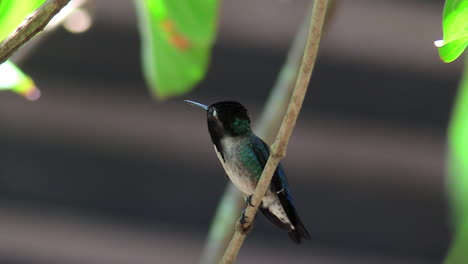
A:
[446,56,468,264]
[440,1,468,263]
[0,0,44,100]
[436,0,468,62]
[134,0,219,99]
[0,0,45,42]
[0,0,220,101]
[0,60,40,100]
[433,1,468,263]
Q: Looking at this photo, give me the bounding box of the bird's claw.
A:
[245,194,254,207]
[237,209,253,234]
[240,208,248,225]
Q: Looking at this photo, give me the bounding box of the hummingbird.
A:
[185,100,310,244]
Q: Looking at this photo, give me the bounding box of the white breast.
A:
[214,138,294,229]
[214,137,256,196]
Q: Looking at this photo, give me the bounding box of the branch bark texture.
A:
[0,0,71,64]
[220,0,329,263]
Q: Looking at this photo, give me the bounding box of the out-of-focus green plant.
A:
[0,60,40,100]
[438,1,468,263]
[0,0,46,42]
[1,0,219,101]
[435,0,468,62]
[134,0,219,100]
[0,0,45,100]
[446,56,468,264]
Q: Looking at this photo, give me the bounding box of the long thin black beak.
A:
[184,100,208,110]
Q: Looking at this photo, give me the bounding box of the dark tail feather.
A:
[288,215,310,244]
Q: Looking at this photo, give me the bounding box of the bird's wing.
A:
[249,136,297,221]
[250,136,311,243]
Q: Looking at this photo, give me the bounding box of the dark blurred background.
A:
[0,0,461,263]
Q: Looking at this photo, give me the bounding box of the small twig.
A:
[220,0,329,263]
[256,0,336,144]
[255,6,312,145]
[199,7,314,264]
[0,0,71,64]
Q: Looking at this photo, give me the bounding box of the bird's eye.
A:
[208,108,218,118]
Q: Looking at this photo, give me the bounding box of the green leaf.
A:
[446,57,468,264]
[0,0,46,42]
[437,37,468,63]
[0,60,40,100]
[135,0,219,99]
[436,0,468,62]
[0,0,45,100]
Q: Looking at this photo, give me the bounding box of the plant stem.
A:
[199,5,314,264]
[0,0,71,64]
[220,0,329,263]
[255,7,312,145]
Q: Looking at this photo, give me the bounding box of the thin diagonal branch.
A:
[220,0,329,263]
[200,2,339,263]
[198,6,313,264]
[0,0,71,64]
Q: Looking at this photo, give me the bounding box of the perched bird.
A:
[185,100,310,243]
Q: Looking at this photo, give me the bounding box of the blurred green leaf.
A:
[0,0,46,42]
[446,56,468,264]
[0,0,49,101]
[0,0,45,100]
[135,0,219,99]
[0,60,40,100]
[435,0,468,62]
